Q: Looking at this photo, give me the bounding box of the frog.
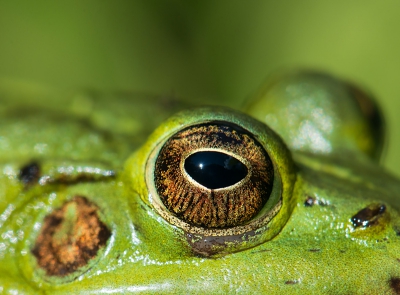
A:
[0,70,399,295]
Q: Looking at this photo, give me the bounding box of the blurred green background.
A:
[1,1,400,176]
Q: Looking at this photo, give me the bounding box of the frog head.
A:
[0,71,399,294]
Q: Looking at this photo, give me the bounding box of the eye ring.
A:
[131,107,297,255]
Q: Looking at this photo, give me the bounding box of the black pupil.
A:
[184,151,248,189]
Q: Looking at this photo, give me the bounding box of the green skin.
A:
[0,71,399,294]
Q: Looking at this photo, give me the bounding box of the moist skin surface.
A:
[0,71,399,294]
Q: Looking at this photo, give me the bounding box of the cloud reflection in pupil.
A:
[184,151,248,189]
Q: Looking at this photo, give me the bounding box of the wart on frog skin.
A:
[351,203,387,229]
[18,160,116,187]
[38,169,116,186]
[304,195,330,207]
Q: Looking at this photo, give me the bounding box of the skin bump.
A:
[351,203,387,228]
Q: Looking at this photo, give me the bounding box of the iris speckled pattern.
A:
[0,70,399,294]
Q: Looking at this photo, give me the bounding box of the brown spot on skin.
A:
[351,203,386,228]
[309,249,321,252]
[285,280,298,285]
[390,277,400,294]
[32,196,111,277]
[19,161,40,185]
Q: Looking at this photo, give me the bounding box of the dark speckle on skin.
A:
[309,249,321,252]
[304,196,315,207]
[285,280,298,285]
[304,196,316,207]
[376,237,389,243]
[394,226,400,236]
[304,196,329,207]
[351,203,386,228]
[390,277,400,294]
[19,161,41,185]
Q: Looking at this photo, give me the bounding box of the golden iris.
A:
[154,122,274,228]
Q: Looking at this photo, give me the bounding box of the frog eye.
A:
[154,123,274,228]
[140,107,296,256]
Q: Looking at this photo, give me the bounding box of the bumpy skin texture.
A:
[0,71,399,294]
